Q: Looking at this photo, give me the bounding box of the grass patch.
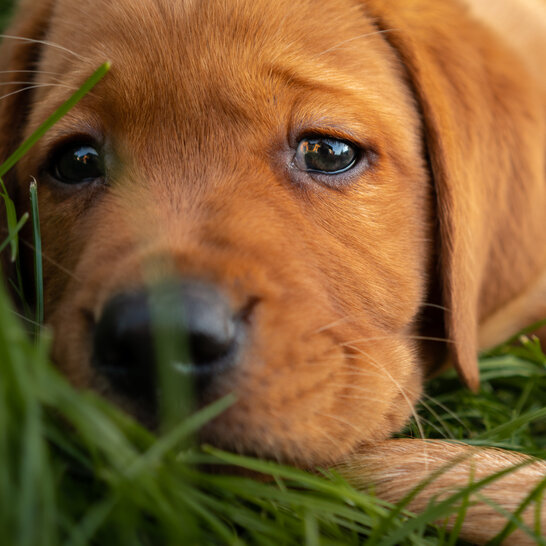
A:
[415,338,546,458]
[2,280,544,545]
[0,260,544,545]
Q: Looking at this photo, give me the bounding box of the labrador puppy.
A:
[0,0,545,543]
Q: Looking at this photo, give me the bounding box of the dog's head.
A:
[1,0,544,466]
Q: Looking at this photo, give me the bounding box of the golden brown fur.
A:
[0,0,545,543]
[338,440,546,544]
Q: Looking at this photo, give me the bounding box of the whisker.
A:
[330,369,384,380]
[312,304,451,335]
[419,392,471,435]
[314,324,453,343]
[313,316,354,334]
[410,399,454,438]
[335,393,386,404]
[329,382,383,393]
[303,422,348,461]
[0,83,78,101]
[343,343,427,461]
[340,335,454,345]
[0,34,87,61]
[420,302,451,312]
[401,415,447,438]
[0,84,47,101]
[311,354,384,373]
[0,228,82,283]
[17,238,81,282]
[329,378,378,394]
[0,69,64,78]
[266,408,342,458]
[9,308,41,328]
[315,411,363,436]
[314,351,468,440]
[315,28,399,57]
[0,81,63,86]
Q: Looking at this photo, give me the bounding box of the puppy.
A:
[0,0,545,543]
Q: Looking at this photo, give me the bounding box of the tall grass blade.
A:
[29,180,43,328]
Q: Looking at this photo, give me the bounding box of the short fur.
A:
[0,0,544,543]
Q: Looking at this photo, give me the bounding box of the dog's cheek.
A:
[40,192,135,381]
[297,149,432,335]
[201,352,422,466]
[198,298,422,466]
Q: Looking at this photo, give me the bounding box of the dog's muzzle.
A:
[92,280,243,407]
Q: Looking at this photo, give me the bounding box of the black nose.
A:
[92,281,241,405]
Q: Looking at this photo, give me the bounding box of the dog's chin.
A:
[88,367,422,470]
[199,389,421,469]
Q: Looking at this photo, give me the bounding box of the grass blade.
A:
[29,180,43,328]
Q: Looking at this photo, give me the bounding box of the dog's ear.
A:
[0,0,55,163]
[0,0,55,276]
[363,0,546,390]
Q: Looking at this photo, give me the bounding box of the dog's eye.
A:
[294,137,358,174]
[49,143,104,184]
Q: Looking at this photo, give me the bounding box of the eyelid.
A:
[37,121,104,163]
[46,133,101,155]
[290,120,371,148]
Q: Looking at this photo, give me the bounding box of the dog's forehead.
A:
[41,0,390,127]
[47,0,374,69]
[25,0,420,179]
[49,0,370,52]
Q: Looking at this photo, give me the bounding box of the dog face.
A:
[1,0,545,467]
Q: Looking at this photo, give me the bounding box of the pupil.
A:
[54,144,103,183]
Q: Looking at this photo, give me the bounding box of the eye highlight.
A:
[294,137,358,174]
[49,142,104,185]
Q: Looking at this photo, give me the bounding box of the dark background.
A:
[0,0,15,31]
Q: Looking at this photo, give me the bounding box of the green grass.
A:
[0,271,544,546]
[0,8,545,544]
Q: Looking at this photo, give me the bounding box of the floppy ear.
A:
[0,0,55,276]
[362,0,546,389]
[0,0,55,162]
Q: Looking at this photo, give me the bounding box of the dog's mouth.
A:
[62,264,424,467]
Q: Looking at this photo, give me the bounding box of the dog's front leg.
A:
[337,439,546,545]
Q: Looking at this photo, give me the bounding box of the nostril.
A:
[188,324,235,368]
[173,282,240,374]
